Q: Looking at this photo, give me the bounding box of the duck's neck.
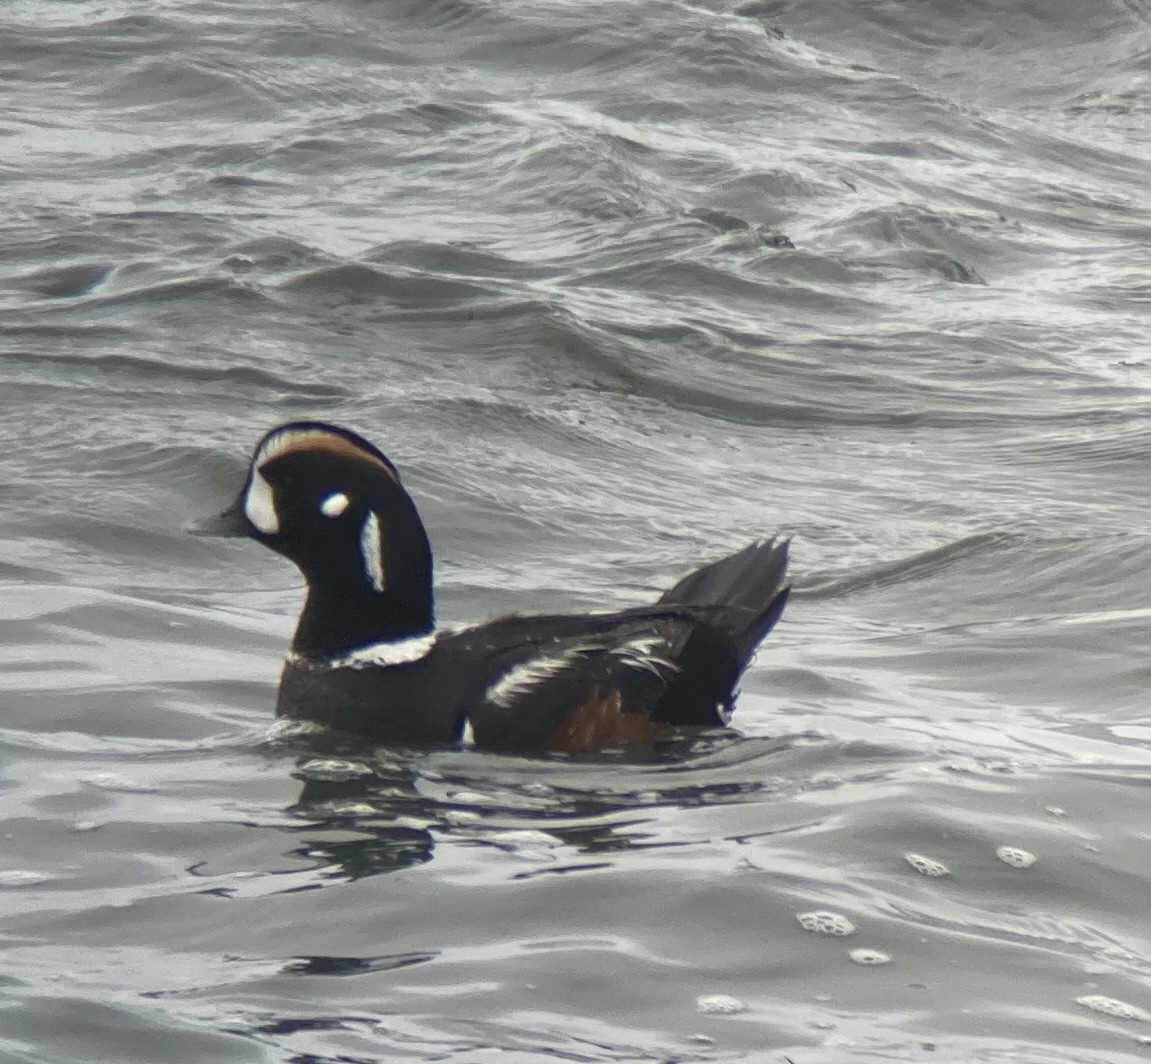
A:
[292,584,434,662]
[290,495,435,662]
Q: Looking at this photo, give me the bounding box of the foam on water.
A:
[1076,996,1151,1023]
[695,994,748,1015]
[904,852,951,877]
[797,911,858,937]
[996,846,1039,869]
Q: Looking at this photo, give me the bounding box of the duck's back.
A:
[277,537,790,753]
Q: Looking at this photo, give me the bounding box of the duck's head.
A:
[199,421,434,656]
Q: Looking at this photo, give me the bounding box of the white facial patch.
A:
[244,466,279,535]
[360,511,386,592]
[320,491,349,518]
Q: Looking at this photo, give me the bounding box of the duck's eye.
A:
[319,492,350,518]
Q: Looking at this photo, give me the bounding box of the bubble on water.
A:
[70,821,100,833]
[0,870,54,887]
[295,758,373,782]
[1076,995,1150,1022]
[81,773,157,793]
[489,829,562,855]
[519,849,554,862]
[267,718,328,739]
[520,782,554,797]
[321,800,378,816]
[695,994,747,1015]
[1045,806,1067,818]
[850,948,891,966]
[904,853,950,877]
[996,846,1037,869]
[797,911,856,936]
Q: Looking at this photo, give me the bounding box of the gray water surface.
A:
[1,1,1149,1061]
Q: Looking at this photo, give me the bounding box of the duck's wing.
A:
[442,609,736,752]
[440,537,791,753]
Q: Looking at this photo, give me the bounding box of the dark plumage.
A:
[198,421,790,753]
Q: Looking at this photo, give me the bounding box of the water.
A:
[1,0,1148,1061]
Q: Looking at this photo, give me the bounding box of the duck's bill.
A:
[189,502,250,538]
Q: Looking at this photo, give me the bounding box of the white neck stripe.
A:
[292,632,437,670]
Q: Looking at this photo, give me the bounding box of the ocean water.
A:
[1,1,1148,1061]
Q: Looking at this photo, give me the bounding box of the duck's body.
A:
[200,422,790,753]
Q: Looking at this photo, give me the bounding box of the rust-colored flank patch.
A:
[259,429,400,482]
[545,688,664,754]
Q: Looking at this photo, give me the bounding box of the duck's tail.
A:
[657,536,791,668]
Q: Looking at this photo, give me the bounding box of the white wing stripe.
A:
[610,636,679,680]
[485,654,579,710]
[618,654,678,679]
[484,634,679,710]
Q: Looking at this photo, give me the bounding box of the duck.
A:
[197,421,790,753]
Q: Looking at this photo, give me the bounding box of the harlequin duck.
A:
[197,421,790,753]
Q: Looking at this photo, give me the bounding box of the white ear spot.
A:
[244,467,279,535]
[360,511,386,592]
[320,492,349,518]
